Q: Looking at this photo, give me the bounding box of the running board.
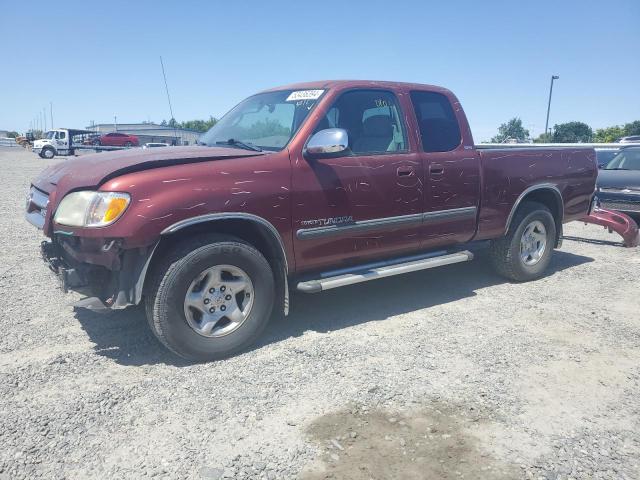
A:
[296,250,474,293]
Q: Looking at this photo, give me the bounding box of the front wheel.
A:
[489,201,556,282]
[41,147,55,159]
[145,235,275,361]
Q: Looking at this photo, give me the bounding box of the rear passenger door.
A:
[409,91,480,249]
[291,89,424,272]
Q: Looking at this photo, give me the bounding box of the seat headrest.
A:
[363,115,393,137]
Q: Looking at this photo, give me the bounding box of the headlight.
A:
[54,191,130,227]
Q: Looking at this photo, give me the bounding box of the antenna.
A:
[160,56,178,145]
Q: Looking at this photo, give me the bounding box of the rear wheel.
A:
[145,235,275,361]
[489,201,556,282]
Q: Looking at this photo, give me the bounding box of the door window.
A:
[315,90,407,154]
[410,91,461,152]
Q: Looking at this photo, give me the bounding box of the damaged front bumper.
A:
[40,241,88,294]
[40,238,157,310]
[579,207,640,248]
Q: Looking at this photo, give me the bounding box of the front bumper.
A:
[40,241,90,294]
[39,238,156,310]
[579,207,640,248]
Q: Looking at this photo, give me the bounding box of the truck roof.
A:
[260,79,453,95]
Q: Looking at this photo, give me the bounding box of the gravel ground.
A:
[1,146,639,480]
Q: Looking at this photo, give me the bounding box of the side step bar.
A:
[296,250,474,293]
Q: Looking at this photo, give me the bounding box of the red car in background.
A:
[93,132,139,147]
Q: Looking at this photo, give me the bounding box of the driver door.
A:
[291,89,424,273]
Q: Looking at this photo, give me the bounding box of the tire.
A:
[489,201,556,282]
[42,147,55,159]
[145,234,275,361]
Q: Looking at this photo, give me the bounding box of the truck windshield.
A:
[198,89,324,151]
[44,131,56,139]
[605,148,640,170]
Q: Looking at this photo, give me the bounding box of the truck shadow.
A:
[74,250,593,366]
[562,235,625,248]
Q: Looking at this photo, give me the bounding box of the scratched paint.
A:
[32,80,595,276]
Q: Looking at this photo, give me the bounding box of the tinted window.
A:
[315,90,406,154]
[410,91,461,152]
[596,150,619,167]
[605,148,640,170]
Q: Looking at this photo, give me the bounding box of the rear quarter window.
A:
[410,91,462,152]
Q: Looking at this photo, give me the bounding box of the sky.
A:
[1,0,638,141]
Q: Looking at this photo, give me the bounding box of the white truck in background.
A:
[32,128,128,158]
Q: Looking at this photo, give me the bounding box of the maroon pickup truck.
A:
[26,80,597,361]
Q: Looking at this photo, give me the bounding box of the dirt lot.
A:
[1,146,639,479]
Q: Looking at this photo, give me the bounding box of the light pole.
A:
[545,75,559,138]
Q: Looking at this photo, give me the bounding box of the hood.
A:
[33,139,52,147]
[597,169,640,191]
[32,145,266,194]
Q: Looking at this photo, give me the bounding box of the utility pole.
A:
[545,75,559,138]
[50,102,54,129]
[114,115,118,132]
[43,108,47,132]
[160,56,178,145]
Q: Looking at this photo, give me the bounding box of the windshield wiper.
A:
[215,139,262,152]
[605,168,629,170]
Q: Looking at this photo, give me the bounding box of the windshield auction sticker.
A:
[286,90,324,101]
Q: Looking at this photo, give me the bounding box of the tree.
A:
[623,120,640,137]
[551,122,593,143]
[491,118,530,143]
[594,125,624,143]
[533,132,553,143]
[158,116,218,133]
[180,116,218,132]
[5,131,19,138]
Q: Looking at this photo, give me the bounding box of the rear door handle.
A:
[397,166,414,177]
[429,164,444,176]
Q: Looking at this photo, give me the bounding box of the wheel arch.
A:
[505,184,564,247]
[146,213,290,315]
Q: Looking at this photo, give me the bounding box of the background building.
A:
[86,122,201,145]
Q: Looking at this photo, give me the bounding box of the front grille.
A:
[25,187,50,229]
[600,200,640,213]
[600,187,640,195]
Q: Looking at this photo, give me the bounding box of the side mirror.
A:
[305,128,349,158]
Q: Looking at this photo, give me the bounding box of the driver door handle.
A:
[429,164,444,176]
[397,166,414,177]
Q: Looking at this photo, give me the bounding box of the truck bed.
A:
[474,146,597,240]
